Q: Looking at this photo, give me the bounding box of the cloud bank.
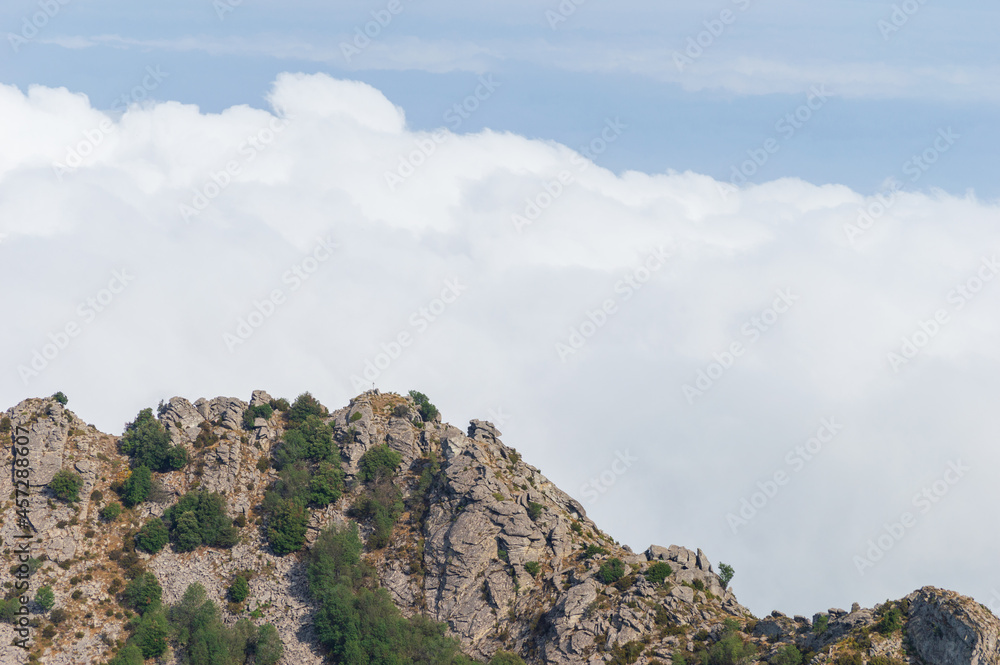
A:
[2,72,999,617]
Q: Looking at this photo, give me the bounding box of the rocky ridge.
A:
[0,391,997,665]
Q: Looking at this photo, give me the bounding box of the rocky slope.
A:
[0,391,998,665]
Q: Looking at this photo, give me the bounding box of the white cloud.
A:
[40,33,1000,102]
[2,73,1000,618]
[40,33,496,74]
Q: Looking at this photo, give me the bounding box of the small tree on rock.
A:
[135,518,169,554]
[719,562,735,589]
[34,586,55,611]
[121,466,152,507]
[597,558,626,585]
[50,468,83,503]
[229,575,250,603]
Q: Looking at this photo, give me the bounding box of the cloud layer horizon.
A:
[3,72,999,619]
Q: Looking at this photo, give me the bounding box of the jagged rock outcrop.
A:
[905,587,1000,665]
[2,392,1000,665]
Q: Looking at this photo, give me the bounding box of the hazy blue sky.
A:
[2,0,997,196]
[2,0,999,619]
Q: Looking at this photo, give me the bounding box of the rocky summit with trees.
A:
[0,391,996,665]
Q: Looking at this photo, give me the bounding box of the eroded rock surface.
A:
[2,393,1000,665]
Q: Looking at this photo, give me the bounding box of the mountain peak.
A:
[0,391,994,665]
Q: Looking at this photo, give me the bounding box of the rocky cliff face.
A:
[1,391,998,665]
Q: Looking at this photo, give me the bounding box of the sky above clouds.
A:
[2,0,1000,619]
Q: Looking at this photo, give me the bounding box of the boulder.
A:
[905,586,1000,665]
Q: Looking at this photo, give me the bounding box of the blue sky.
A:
[2,0,997,197]
[3,0,1000,620]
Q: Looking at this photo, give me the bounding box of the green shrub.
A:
[124,572,162,615]
[718,562,735,589]
[243,403,274,430]
[707,632,757,665]
[273,416,335,469]
[524,561,541,577]
[770,644,802,665]
[408,390,440,422]
[253,623,284,665]
[266,498,308,555]
[288,392,324,424]
[490,652,527,665]
[307,522,371,589]
[646,562,673,584]
[350,411,363,422]
[90,489,104,503]
[813,614,829,634]
[174,511,202,551]
[120,408,187,471]
[107,644,144,665]
[350,479,404,549]
[597,558,626,584]
[193,422,219,449]
[269,397,290,412]
[613,573,637,592]
[309,462,344,506]
[874,606,903,635]
[527,501,543,521]
[835,653,863,665]
[163,490,239,552]
[9,557,41,577]
[609,640,644,665]
[135,518,169,554]
[52,391,68,405]
[229,575,250,603]
[0,598,19,623]
[120,465,152,507]
[358,445,402,483]
[257,455,270,472]
[0,417,11,433]
[50,607,69,624]
[262,462,315,555]
[133,610,169,657]
[49,468,83,503]
[306,522,475,665]
[100,502,123,521]
[269,462,311,505]
[34,586,55,611]
[406,452,440,524]
[166,584,240,663]
[583,544,607,559]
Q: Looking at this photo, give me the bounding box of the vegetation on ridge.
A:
[306,522,476,664]
[119,407,188,472]
[262,392,344,555]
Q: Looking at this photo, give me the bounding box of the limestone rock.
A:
[250,389,273,407]
[7,390,991,665]
[194,396,247,431]
[906,586,1000,665]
